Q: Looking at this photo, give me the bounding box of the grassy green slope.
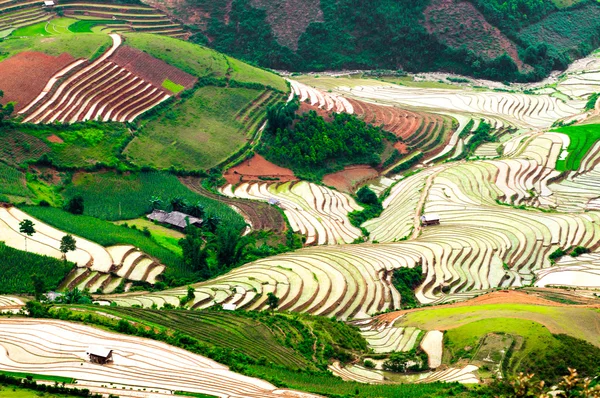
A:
[396,303,600,347]
[0,34,110,61]
[124,86,266,170]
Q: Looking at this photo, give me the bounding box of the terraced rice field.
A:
[0,205,164,292]
[0,2,53,33]
[55,1,187,38]
[294,76,584,130]
[535,252,600,288]
[107,130,600,316]
[0,296,24,314]
[349,316,422,354]
[18,33,194,124]
[220,181,363,245]
[0,319,319,398]
[289,80,455,157]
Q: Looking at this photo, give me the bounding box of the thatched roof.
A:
[147,210,202,229]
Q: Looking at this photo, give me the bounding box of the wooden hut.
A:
[420,214,441,226]
[86,346,113,364]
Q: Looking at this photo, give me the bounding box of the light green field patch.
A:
[227,56,288,92]
[45,18,78,34]
[113,217,184,255]
[0,28,14,38]
[551,124,600,171]
[123,33,229,78]
[396,303,600,347]
[124,86,266,170]
[444,318,557,367]
[10,21,48,37]
[0,34,111,61]
[162,79,185,94]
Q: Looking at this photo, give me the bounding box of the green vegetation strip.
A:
[0,243,73,295]
[162,79,185,94]
[551,124,600,171]
[64,172,245,228]
[0,370,73,384]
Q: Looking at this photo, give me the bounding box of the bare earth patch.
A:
[424,0,527,70]
[47,134,64,143]
[0,51,75,111]
[250,0,323,50]
[224,154,297,184]
[323,165,379,193]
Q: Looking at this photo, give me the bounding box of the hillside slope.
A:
[144,0,595,81]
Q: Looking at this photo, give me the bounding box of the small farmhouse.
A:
[420,213,440,226]
[86,346,113,364]
[43,0,55,6]
[147,210,202,230]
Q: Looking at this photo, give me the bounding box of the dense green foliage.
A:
[383,347,428,373]
[261,101,386,180]
[552,124,600,171]
[64,172,245,229]
[0,243,73,294]
[392,266,424,309]
[348,187,383,232]
[515,333,600,384]
[188,0,600,81]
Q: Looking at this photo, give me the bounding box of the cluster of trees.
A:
[348,186,383,232]
[0,90,14,125]
[383,348,429,373]
[392,265,424,309]
[260,101,386,180]
[149,195,211,221]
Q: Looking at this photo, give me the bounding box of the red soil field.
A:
[46,134,64,143]
[224,154,297,184]
[0,52,75,111]
[110,46,197,93]
[323,165,379,193]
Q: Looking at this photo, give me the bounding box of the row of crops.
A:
[0,243,73,294]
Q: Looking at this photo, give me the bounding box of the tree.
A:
[64,195,84,215]
[19,219,35,252]
[356,186,378,205]
[0,90,14,125]
[383,351,414,373]
[211,225,254,268]
[267,292,279,310]
[149,196,163,211]
[203,215,221,233]
[187,286,196,302]
[170,196,187,212]
[179,227,211,278]
[59,234,77,261]
[31,274,46,301]
[188,201,205,218]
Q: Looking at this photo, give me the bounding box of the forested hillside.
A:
[145,0,597,81]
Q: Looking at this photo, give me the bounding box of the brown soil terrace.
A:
[109,45,197,92]
[224,154,297,185]
[323,165,379,193]
[0,51,75,111]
